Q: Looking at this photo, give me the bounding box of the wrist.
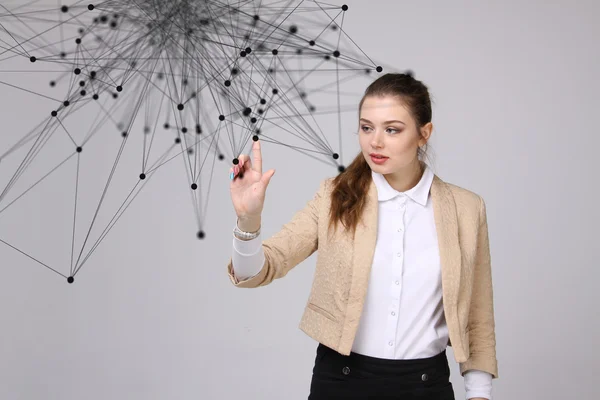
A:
[238,215,261,232]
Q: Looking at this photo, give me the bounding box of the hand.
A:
[229,140,275,219]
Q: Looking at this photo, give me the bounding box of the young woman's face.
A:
[358,95,428,174]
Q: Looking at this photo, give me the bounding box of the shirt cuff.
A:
[464,369,493,399]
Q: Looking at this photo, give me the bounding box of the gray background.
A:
[1,0,598,399]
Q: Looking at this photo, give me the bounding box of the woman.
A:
[227,73,498,400]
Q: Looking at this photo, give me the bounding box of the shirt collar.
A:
[371,161,434,206]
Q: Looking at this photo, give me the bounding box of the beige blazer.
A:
[227,174,499,379]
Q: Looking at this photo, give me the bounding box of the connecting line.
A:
[0,237,67,278]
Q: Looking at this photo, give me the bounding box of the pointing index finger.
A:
[252,140,262,175]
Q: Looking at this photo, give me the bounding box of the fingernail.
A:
[230,172,234,180]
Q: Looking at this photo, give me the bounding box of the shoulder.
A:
[437,177,486,221]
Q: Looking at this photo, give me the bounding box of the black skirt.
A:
[308,343,455,400]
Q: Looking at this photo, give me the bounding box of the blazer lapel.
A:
[431,175,461,309]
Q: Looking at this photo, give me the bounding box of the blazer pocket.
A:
[307,302,337,322]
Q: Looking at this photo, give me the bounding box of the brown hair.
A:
[327,72,433,238]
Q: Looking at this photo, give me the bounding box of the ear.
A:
[419,122,433,145]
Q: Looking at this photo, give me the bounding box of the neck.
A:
[383,159,424,192]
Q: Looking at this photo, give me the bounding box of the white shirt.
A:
[231,163,493,399]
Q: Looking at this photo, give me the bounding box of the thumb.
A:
[261,169,275,186]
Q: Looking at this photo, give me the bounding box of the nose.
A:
[370,131,383,148]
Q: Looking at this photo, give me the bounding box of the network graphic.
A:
[0,0,398,283]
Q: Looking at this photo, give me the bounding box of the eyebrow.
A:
[359,118,405,125]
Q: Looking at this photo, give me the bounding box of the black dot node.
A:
[231,68,238,75]
[74,68,81,74]
[219,115,225,121]
[93,94,99,100]
[60,52,66,58]
[191,183,198,190]
[75,38,81,44]
[218,154,224,160]
[181,127,187,133]
[197,231,205,239]
[253,15,259,21]
[112,93,118,99]
[76,146,82,152]
[29,56,36,62]
[245,47,251,53]
[116,85,123,92]
[224,80,231,87]
[333,50,340,57]
[272,49,278,55]
[196,124,202,134]
[63,101,70,106]
[164,123,170,129]
[122,131,127,137]
[233,158,239,165]
[80,90,86,96]
[67,276,74,283]
[175,138,181,144]
[177,103,184,110]
[79,81,85,87]
[240,51,246,57]
[309,40,315,46]
[251,117,257,123]
[243,107,251,116]
[258,109,264,115]
[333,153,339,159]
[342,5,348,11]
[376,66,383,72]
[338,165,345,172]
[324,55,331,60]
[290,25,298,34]
[272,88,278,95]
[252,135,259,141]
[140,173,146,180]
[51,110,57,117]
[61,5,68,13]
[49,81,55,87]
[90,71,97,78]
[88,4,95,11]
[260,98,266,105]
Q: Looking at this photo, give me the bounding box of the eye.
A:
[386,128,400,134]
[360,125,372,132]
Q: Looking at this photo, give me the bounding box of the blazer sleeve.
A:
[459,196,499,379]
[226,178,327,288]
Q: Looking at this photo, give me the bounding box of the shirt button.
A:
[391,311,395,316]
[342,366,350,375]
[395,281,399,285]
[421,373,429,381]
[397,252,401,257]
[388,341,393,346]
[397,227,402,232]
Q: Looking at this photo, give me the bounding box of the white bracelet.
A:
[233,218,261,240]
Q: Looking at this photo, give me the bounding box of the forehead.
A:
[360,95,411,120]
